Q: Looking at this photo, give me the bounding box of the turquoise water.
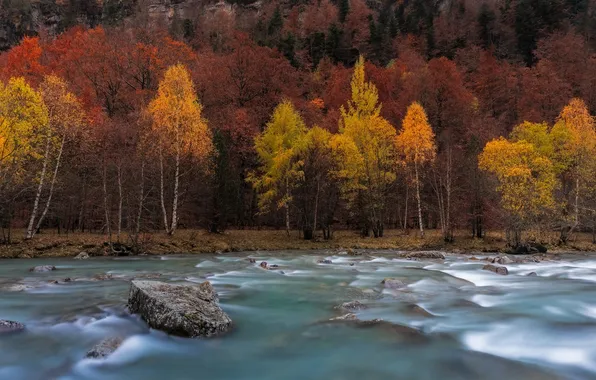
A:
[1,251,596,379]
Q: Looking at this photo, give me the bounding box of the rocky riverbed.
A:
[0,251,595,379]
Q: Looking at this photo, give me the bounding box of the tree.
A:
[332,56,397,237]
[148,64,212,235]
[0,77,48,242]
[25,75,85,239]
[396,102,436,238]
[294,126,337,239]
[251,100,306,236]
[479,137,557,247]
[550,98,596,242]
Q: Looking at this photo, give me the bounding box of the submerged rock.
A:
[93,273,113,281]
[482,264,508,275]
[29,265,56,273]
[329,313,358,321]
[74,252,90,260]
[86,337,124,359]
[527,272,538,277]
[405,304,434,318]
[335,300,367,311]
[404,251,445,259]
[318,259,333,264]
[127,280,232,338]
[381,278,407,289]
[0,319,25,334]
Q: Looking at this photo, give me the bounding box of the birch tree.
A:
[25,75,84,239]
[396,102,436,238]
[148,64,212,235]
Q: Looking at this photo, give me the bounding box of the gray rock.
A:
[29,265,56,272]
[527,272,538,277]
[482,264,508,275]
[0,319,25,334]
[317,259,333,264]
[127,280,232,338]
[492,256,514,265]
[74,252,90,260]
[335,300,367,311]
[86,337,124,359]
[404,251,445,259]
[381,278,407,289]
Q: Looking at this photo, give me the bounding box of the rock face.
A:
[86,337,124,359]
[128,280,232,338]
[29,265,56,273]
[482,264,508,275]
[74,252,90,260]
[381,278,407,289]
[0,319,25,334]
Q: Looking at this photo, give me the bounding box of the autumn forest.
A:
[2,0,596,250]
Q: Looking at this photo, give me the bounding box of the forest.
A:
[1,0,596,250]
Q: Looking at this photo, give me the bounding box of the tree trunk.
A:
[415,162,424,238]
[35,135,66,235]
[102,158,112,245]
[159,148,170,234]
[312,179,320,240]
[285,177,290,236]
[26,134,51,239]
[136,160,145,235]
[117,163,123,240]
[403,185,409,230]
[170,137,180,235]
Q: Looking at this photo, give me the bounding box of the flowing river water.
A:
[1,251,596,380]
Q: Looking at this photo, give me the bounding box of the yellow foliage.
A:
[0,77,48,168]
[333,57,397,218]
[479,137,557,219]
[396,102,436,166]
[251,100,307,211]
[40,75,85,141]
[148,64,212,159]
[340,55,380,123]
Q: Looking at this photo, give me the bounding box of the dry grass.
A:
[0,228,594,258]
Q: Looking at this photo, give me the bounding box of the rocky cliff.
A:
[0,0,262,50]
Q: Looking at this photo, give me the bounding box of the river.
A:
[0,251,595,379]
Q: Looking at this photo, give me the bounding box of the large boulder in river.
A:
[74,252,90,260]
[29,265,56,272]
[128,280,232,338]
[482,264,508,275]
[86,337,123,359]
[0,319,25,334]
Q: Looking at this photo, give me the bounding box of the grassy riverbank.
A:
[1,229,595,258]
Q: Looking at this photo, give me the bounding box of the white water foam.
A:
[463,322,596,373]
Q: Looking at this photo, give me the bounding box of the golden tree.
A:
[396,102,436,238]
[549,98,596,242]
[26,75,85,239]
[148,64,212,235]
[332,56,397,237]
[479,137,557,247]
[251,100,307,235]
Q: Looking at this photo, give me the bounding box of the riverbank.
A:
[1,229,595,258]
